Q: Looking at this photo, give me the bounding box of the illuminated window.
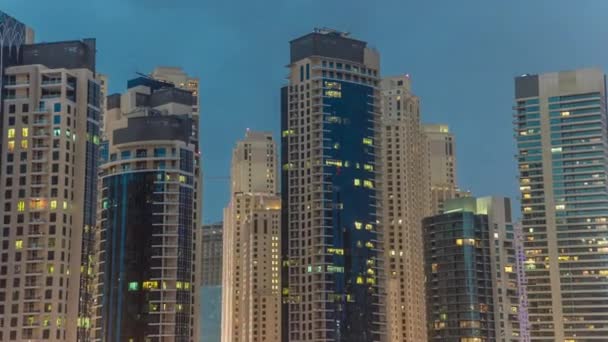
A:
[456,239,463,246]
[325,90,341,98]
[7,140,14,152]
[356,276,364,284]
[22,128,28,137]
[362,137,373,146]
[17,200,25,212]
[48,264,55,274]
[21,139,27,149]
[354,179,361,186]
[184,282,190,290]
[281,129,294,137]
[365,242,374,249]
[551,147,562,153]
[434,321,445,329]
[431,263,438,273]
[142,281,159,290]
[365,223,373,231]
[561,111,570,117]
[7,128,15,138]
[324,81,341,90]
[63,201,68,210]
[327,265,344,273]
[523,194,531,199]
[354,221,362,230]
[459,320,481,328]
[325,159,343,167]
[50,200,57,210]
[363,180,374,189]
[179,175,186,183]
[128,282,139,291]
[53,128,61,136]
[363,164,374,171]
[15,240,23,250]
[555,204,565,210]
[504,265,514,273]
[176,281,183,289]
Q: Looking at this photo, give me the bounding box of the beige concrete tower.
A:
[424,124,470,214]
[0,33,101,341]
[222,131,281,342]
[380,75,430,341]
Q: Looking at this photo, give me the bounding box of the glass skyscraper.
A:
[514,69,608,341]
[280,29,383,342]
[93,76,202,342]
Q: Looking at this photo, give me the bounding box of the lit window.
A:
[50,200,57,210]
[15,240,23,250]
[555,204,565,210]
[431,263,438,273]
[176,281,183,289]
[363,164,374,172]
[21,139,27,149]
[551,147,562,153]
[7,140,14,152]
[504,265,513,273]
[7,128,15,138]
[354,179,361,186]
[325,159,343,167]
[22,128,28,137]
[356,276,364,284]
[365,223,373,230]
[325,90,341,98]
[363,180,374,189]
[354,221,362,230]
[17,200,25,212]
[362,137,373,146]
[142,281,159,290]
[128,282,138,291]
[63,201,68,210]
[365,241,374,249]
[48,264,55,274]
[561,111,570,117]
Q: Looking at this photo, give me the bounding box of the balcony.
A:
[41,78,62,85]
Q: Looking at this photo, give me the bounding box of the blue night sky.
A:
[5,0,608,223]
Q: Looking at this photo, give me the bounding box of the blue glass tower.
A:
[95,78,201,342]
[281,29,383,342]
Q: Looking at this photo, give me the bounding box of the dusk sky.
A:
[6,0,608,223]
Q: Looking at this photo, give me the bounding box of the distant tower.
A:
[200,222,223,342]
[380,75,430,341]
[424,124,469,214]
[281,29,384,342]
[222,131,281,342]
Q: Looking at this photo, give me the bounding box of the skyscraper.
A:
[380,75,430,341]
[93,75,202,342]
[222,131,281,342]
[280,29,384,342]
[200,222,223,342]
[514,69,608,341]
[423,196,526,342]
[424,124,470,214]
[0,12,100,341]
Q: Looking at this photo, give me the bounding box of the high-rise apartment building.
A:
[280,29,384,342]
[424,124,470,214]
[514,69,608,341]
[0,12,101,341]
[200,222,223,342]
[222,131,281,342]
[380,75,430,341]
[93,76,202,342]
[423,197,525,342]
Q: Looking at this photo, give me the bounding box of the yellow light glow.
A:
[15,240,23,250]
[22,128,28,137]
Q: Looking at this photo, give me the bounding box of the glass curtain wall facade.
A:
[94,78,201,342]
[514,69,608,341]
[281,29,384,342]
